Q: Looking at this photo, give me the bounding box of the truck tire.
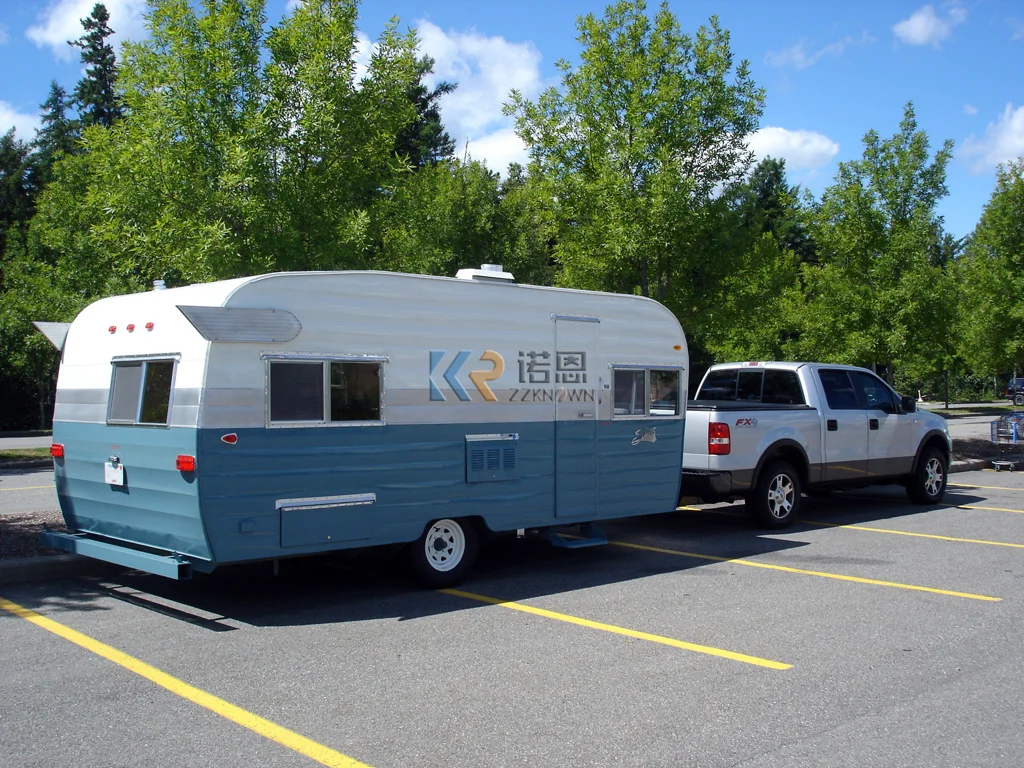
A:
[746,461,802,528]
[408,517,479,588]
[906,447,947,504]
[1015,394,1024,406]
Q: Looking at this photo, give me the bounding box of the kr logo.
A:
[430,350,505,402]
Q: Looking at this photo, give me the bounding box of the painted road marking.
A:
[441,588,791,670]
[0,485,52,492]
[949,483,1024,491]
[956,504,1024,515]
[0,597,371,768]
[802,519,1024,549]
[604,540,1000,602]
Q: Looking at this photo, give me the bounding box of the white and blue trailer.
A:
[39,266,688,586]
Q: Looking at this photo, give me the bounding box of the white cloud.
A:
[415,20,544,174]
[0,101,40,141]
[765,32,874,70]
[26,0,147,61]
[747,127,839,171]
[961,103,1024,174]
[893,4,966,47]
[1011,20,1024,40]
[963,104,978,115]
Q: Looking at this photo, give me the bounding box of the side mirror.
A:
[900,395,917,413]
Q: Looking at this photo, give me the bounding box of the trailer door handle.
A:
[827,419,838,432]
[869,418,879,430]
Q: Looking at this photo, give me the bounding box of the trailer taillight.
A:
[708,422,731,455]
[50,443,64,459]
[176,455,196,472]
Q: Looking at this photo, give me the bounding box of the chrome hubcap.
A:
[767,473,795,519]
[923,458,944,497]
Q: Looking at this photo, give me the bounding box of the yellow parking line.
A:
[0,596,371,768]
[956,504,1024,514]
[949,483,1024,491]
[802,519,1024,549]
[442,588,791,670]
[605,540,1000,602]
[0,485,51,492]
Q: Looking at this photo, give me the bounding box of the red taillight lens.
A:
[176,454,196,472]
[50,443,65,459]
[708,422,731,455]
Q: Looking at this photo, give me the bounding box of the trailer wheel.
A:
[906,446,947,504]
[408,518,479,588]
[746,461,801,528]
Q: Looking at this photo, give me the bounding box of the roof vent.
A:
[455,264,515,283]
[153,279,167,290]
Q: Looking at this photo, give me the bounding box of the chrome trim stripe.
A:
[275,493,376,511]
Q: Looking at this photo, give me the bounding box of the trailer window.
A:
[269,359,383,425]
[329,362,380,422]
[108,359,175,425]
[613,368,680,417]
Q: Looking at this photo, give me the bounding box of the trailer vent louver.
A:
[465,434,519,483]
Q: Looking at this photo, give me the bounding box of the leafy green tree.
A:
[955,158,1024,375]
[33,0,421,287]
[394,55,456,168]
[0,130,39,268]
[790,103,955,383]
[70,3,122,128]
[505,0,764,334]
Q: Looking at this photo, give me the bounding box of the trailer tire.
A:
[746,461,802,528]
[906,446,947,504]
[408,518,479,588]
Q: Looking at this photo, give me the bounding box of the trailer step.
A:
[545,523,608,549]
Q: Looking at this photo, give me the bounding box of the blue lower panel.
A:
[40,531,192,580]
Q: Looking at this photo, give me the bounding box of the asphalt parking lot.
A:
[2,469,1024,768]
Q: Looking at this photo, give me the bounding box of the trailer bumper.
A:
[39,531,193,580]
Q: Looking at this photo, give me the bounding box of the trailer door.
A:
[554,315,600,518]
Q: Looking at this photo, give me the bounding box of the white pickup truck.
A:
[680,362,952,527]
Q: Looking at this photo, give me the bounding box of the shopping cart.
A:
[990,412,1024,469]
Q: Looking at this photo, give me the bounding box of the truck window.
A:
[852,371,896,411]
[270,359,383,424]
[699,369,738,400]
[762,369,805,405]
[818,369,860,410]
[736,370,763,400]
[108,359,176,425]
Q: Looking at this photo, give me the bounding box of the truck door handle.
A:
[827,419,838,431]
[869,418,879,430]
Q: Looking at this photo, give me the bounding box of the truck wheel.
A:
[747,461,802,528]
[408,518,479,588]
[1015,394,1024,406]
[906,447,947,504]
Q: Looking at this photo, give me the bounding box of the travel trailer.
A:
[39,266,688,586]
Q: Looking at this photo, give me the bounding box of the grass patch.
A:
[0,447,51,461]
[929,404,1014,418]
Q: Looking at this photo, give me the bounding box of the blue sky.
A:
[1,0,1022,238]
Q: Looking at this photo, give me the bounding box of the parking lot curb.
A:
[0,459,52,470]
[0,554,121,586]
[950,459,989,473]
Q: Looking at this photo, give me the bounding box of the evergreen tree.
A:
[34,81,79,183]
[394,55,456,168]
[0,129,39,263]
[70,3,122,128]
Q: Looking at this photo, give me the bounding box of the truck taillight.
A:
[50,443,64,459]
[708,422,731,455]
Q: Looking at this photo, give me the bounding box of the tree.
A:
[33,0,422,288]
[790,103,955,383]
[0,129,39,268]
[955,159,1024,375]
[394,55,456,168]
[34,81,79,183]
[504,0,764,336]
[70,3,122,128]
